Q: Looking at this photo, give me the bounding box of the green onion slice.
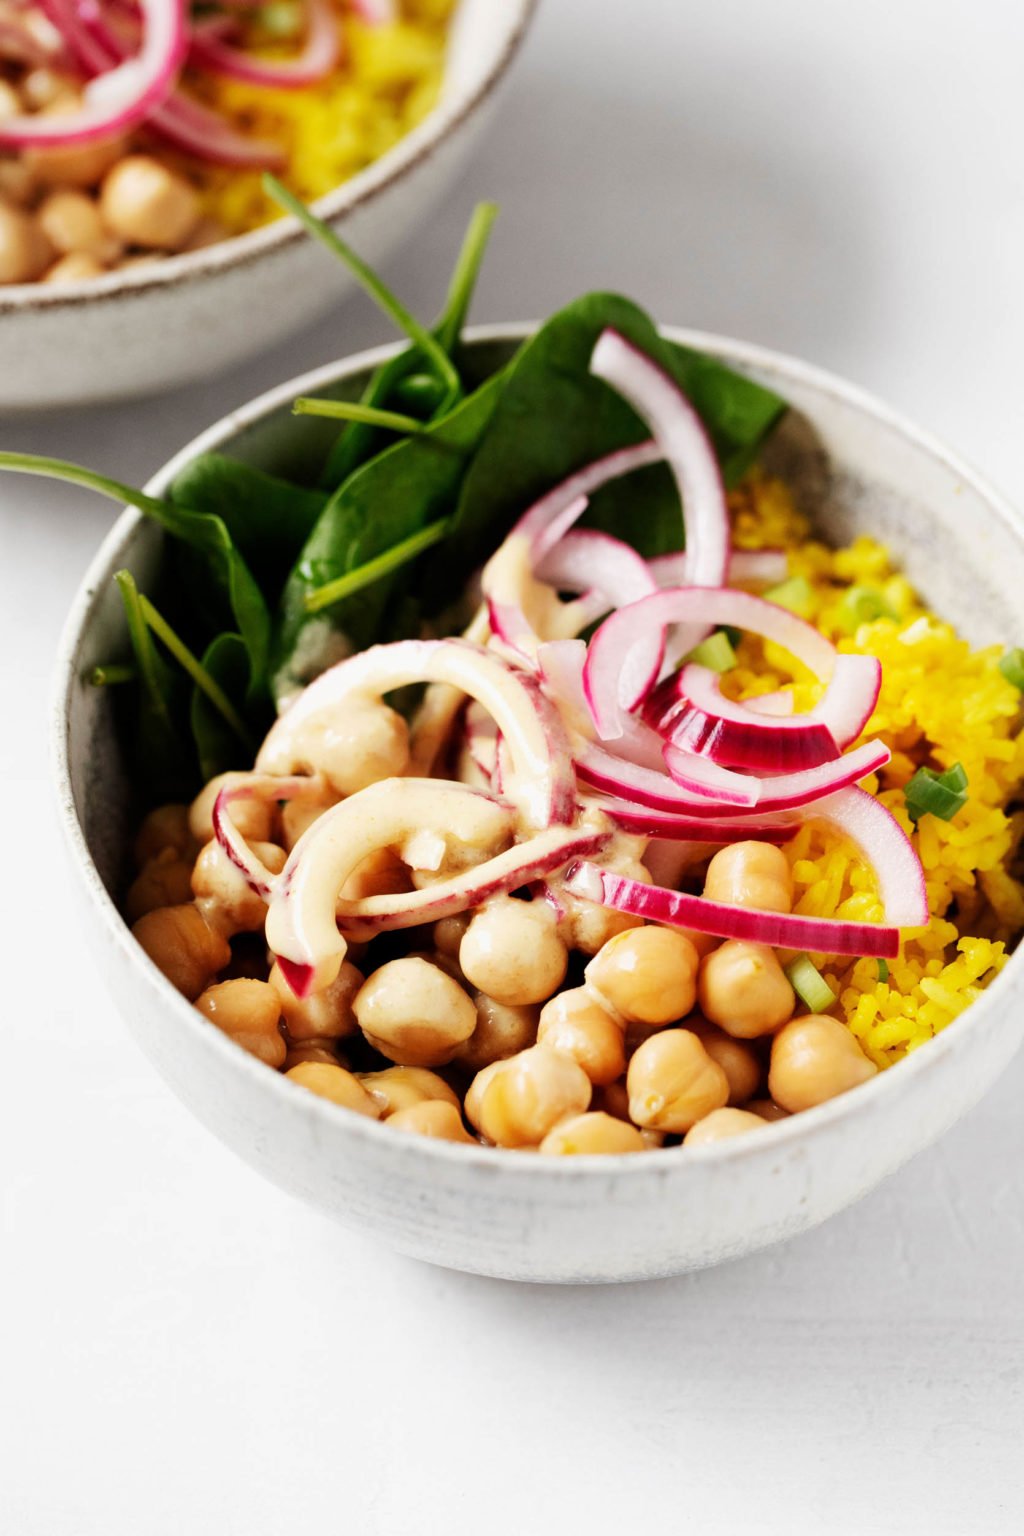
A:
[784,954,838,1013]
[764,574,814,618]
[837,584,898,631]
[905,761,969,824]
[685,630,738,673]
[998,647,1024,691]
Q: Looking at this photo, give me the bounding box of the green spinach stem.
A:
[305,517,450,614]
[263,175,461,409]
[136,591,256,752]
[436,201,499,353]
[292,397,426,434]
[88,663,137,687]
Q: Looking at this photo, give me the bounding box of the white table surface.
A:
[2,2,1023,1531]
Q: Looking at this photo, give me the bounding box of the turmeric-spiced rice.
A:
[729,471,1024,1067]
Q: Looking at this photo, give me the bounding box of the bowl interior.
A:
[60,325,1024,1001]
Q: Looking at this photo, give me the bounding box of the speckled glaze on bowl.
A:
[0,0,536,410]
[52,327,1024,1283]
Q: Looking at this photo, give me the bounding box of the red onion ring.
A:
[190,0,341,89]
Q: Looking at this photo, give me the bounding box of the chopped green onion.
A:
[258,2,302,38]
[292,397,426,434]
[685,630,738,673]
[998,646,1024,691]
[837,583,898,632]
[764,574,814,618]
[784,954,837,1013]
[436,201,499,354]
[905,761,969,824]
[88,663,136,687]
[305,517,451,614]
[877,959,889,983]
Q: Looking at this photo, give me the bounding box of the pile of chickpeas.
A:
[128,754,880,1155]
[0,65,217,286]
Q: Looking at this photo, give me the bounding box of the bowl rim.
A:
[0,0,539,317]
[50,321,1024,1177]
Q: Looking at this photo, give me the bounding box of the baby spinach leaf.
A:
[112,570,190,802]
[318,202,498,491]
[0,452,272,705]
[190,633,260,783]
[168,453,326,606]
[273,368,508,696]
[423,293,785,605]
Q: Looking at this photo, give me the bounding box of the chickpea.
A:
[37,189,117,261]
[99,155,199,250]
[433,912,470,962]
[537,988,625,1087]
[280,796,331,853]
[539,1111,646,1156]
[585,926,699,1026]
[20,70,66,110]
[189,773,276,845]
[0,160,36,208]
[353,957,476,1067]
[196,978,285,1068]
[626,1028,729,1133]
[703,840,793,914]
[688,1019,762,1106]
[558,857,648,955]
[134,803,195,867]
[0,202,53,284]
[748,1098,789,1123]
[387,1100,474,1143]
[285,1061,380,1117]
[265,702,410,797]
[684,1108,767,1146]
[697,940,795,1039]
[132,903,231,1000]
[359,1066,459,1117]
[465,1045,591,1148]
[270,958,362,1041]
[25,121,125,189]
[459,897,568,1006]
[43,252,106,284]
[769,1014,877,1114]
[283,1040,344,1070]
[455,991,538,1072]
[338,846,412,904]
[192,839,286,937]
[125,848,195,923]
[594,1078,631,1122]
[0,82,22,122]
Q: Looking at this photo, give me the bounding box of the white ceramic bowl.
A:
[0,0,536,410]
[53,326,1024,1283]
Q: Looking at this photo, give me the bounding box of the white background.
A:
[2,1,1023,1531]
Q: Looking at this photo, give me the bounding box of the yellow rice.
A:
[184,1,454,236]
[724,471,1024,1068]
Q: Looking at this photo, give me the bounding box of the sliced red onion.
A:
[575,741,761,813]
[806,786,928,929]
[337,826,610,940]
[536,638,595,740]
[190,0,341,89]
[0,15,62,66]
[664,737,890,812]
[650,548,788,588]
[563,862,899,959]
[602,801,797,843]
[746,690,795,717]
[212,772,330,897]
[60,2,286,167]
[268,779,516,996]
[350,0,395,21]
[535,528,659,626]
[512,440,663,562]
[590,328,730,690]
[0,0,186,147]
[665,663,839,771]
[258,638,576,829]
